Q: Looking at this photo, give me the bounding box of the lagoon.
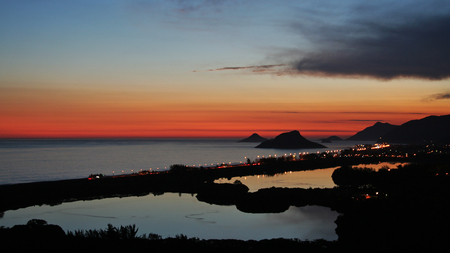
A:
[0,193,339,241]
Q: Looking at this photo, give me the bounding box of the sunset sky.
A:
[1,0,449,139]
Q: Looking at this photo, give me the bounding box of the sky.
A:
[1,0,449,139]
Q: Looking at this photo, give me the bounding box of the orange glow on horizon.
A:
[1,86,447,139]
[0,108,437,139]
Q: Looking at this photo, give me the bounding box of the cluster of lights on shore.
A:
[353,143,391,151]
[110,149,343,176]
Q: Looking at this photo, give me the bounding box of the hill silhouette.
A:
[347,122,398,141]
[321,135,343,143]
[379,114,450,144]
[327,135,343,141]
[238,133,268,142]
[256,130,326,149]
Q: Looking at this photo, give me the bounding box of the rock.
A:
[256,130,326,149]
[238,133,268,142]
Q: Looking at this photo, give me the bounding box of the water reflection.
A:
[215,162,408,192]
[0,193,338,241]
[354,162,409,171]
[215,168,338,192]
[265,206,339,240]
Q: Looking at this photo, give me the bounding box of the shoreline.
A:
[1,156,408,213]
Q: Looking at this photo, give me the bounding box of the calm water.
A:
[0,138,362,185]
[0,193,340,240]
[2,138,401,240]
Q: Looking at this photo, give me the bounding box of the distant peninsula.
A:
[256,130,326,149]
[238,133,268,142]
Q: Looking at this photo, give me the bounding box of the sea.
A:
[1,138,400,240]
[0,138,363,186]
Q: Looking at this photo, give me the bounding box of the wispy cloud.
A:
[346,119,386,122]
[265,111,428,115]
[174,0,233,13]
[424,93,450,101]
[193,64,287,73]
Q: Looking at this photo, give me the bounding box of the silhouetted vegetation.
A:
[67,224,139,240]
[169,164,190,173]
[1,220,338,252]
[331,165,376,187]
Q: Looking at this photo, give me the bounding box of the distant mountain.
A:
[321,138,332,143]
[238,133,268,142]
[256,130,326,149]
[321,135,343,143]
[346,122,398,141]
[379,114,450,144]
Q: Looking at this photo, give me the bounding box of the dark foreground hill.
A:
[347,122,398,141]
[379,114,450,144]
[256,130,326,149]
[238,133,268,142]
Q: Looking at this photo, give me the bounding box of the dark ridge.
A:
[379,114,450,144]
[255,130,326,149]
[346,122,398,141]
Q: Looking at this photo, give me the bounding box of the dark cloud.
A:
[294,16,450,80]
[284,1,450,80]
[189,1,450,80]
[434,93,450,99]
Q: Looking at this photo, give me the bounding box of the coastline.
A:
[2,148,450,252]
[1,155,408,213]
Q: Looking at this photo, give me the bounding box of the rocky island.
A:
[255,130,326,149]
[238,133,268,142]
